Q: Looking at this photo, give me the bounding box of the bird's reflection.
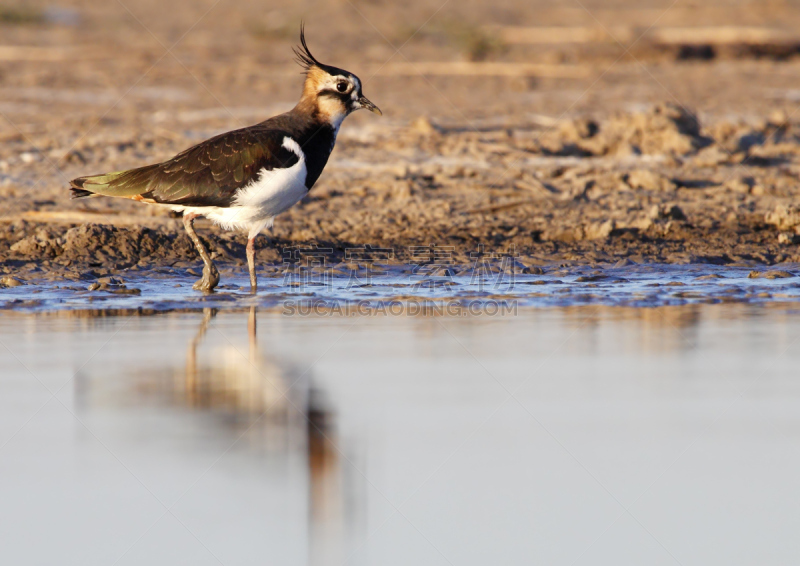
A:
[78,307,329,428]
[75,307,348,562]
[180,307,287,416]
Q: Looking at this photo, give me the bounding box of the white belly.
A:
[175,137,308,238]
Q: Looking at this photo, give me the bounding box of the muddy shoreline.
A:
[4,102,800,283]
[4,3,800,284]
[3,261,800,316]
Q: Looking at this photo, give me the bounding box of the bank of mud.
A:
[3,102,800,284]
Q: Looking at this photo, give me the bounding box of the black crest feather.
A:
[292,23,345,77]
[293,23,320,72]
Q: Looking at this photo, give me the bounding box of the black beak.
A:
[358,96,382,115]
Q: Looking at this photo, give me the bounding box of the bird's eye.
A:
[336,81,348,93]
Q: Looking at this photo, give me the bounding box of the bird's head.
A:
[294,25,381,129]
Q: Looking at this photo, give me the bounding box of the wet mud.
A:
[2,262,800,314]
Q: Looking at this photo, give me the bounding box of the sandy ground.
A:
[3,0,800,284]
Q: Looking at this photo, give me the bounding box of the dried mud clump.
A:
[624,169,677,192]
[59,224,170,262]
[765,204,800,232]
[598,103,711,155]
[7,224,201,267]
[540,103,712,157]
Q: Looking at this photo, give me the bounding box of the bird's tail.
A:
[70,188,95,199]
[69,180,96,199]
[68,170,144,200]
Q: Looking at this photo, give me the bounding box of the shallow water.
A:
[2,263,800,313]
[1,303,799,565]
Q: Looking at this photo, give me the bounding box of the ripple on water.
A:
[0,263,799,314]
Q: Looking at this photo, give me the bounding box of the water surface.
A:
[2,263,800,313]
[1,304,799,565]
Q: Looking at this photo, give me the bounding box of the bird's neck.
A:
[293,93,348,135]
[280,100,339,190]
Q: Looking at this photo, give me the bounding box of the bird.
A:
[68,25,381,293]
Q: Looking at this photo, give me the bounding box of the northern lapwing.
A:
[69,26,381,292]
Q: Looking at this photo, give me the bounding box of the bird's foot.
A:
[193,265,220,292]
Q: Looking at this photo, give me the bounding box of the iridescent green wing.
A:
[70,126,299,206]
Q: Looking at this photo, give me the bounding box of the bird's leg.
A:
[246,235,257,293]
[183,213,220,292]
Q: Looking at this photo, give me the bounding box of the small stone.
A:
[765,204,800,231]
[726,177,755,194]
[767,109,789,128]
[613,258,635,268]
[625,169,676,192]
[0,276,24,288]
[109,288,141,295]
[649,204,686,221]
[431,267,455,277]
[410,116,438,136]
[692,146,730,167]
[9,237,39,255]
[584,219,616,240]
[748,270,794,279]
[763,270,794,279]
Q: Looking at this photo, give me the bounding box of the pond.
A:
[1,299,799,565]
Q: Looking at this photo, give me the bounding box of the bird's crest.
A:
[293,23,343,77]
[293,23,319,72]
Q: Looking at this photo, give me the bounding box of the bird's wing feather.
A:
[70,127,300,206]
